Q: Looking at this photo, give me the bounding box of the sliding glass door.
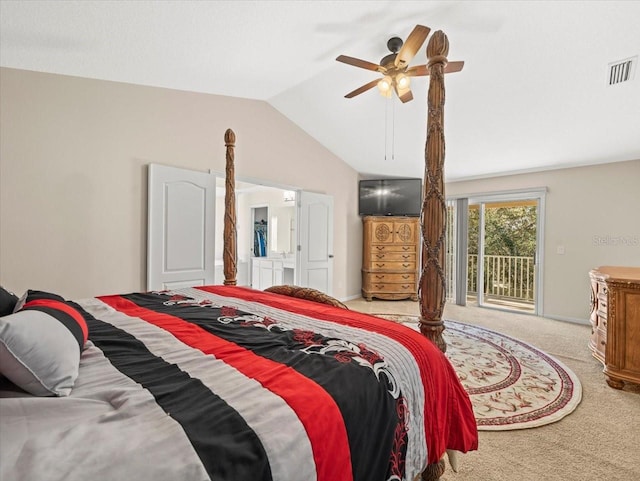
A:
[446,190,545,315]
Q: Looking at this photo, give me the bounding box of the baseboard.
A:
[341,293,362,302]
[543,314,590,326]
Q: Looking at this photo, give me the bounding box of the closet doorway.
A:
[251,205,269,258]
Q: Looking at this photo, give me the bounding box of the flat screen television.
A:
[358,178,422,217]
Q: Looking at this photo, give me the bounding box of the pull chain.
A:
[384,96,396,161]
[384,97,388,161]
[392,98,395,161]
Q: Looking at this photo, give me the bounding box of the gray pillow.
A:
[0,290,89,396]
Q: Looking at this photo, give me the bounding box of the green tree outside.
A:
[467,203,537,301]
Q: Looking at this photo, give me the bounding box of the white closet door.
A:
[147,164,216,290]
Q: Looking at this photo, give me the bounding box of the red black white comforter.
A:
[1,285,477,481]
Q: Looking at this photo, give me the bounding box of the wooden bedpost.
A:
[421,459,446,481]
[223,128,237,285]
[419,31,450,353]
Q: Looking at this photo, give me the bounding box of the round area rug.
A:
[375,315,583,431]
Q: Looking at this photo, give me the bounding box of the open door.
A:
[147,164,216,290]
[466,194,543,314]
[297,191,334,295]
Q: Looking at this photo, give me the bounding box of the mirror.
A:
[270,204,295,254]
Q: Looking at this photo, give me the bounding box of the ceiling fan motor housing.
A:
[381,37,403,69]
[387,36,403,53]
[380,53,398,68]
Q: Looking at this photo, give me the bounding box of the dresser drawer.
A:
[370,252,416,262]
[597,292,607,308]
[366,282,415,293]
[366,272,416,284]
[596,307,608,320]
[596,315,607,330]
[371,244,415,253]
[590,327,606,363]
[368,261,416,270]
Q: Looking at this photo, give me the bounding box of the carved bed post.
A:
[223,128,237,285]
[419,31,450,353]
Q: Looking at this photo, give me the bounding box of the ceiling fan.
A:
[336,25,464,103]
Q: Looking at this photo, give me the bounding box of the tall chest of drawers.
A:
[362,216,419,301]
[589,266,640,389]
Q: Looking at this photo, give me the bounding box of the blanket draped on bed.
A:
[1,286,477,481]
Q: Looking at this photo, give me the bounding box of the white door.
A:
[147,164,216,290]
[297,191,334,295]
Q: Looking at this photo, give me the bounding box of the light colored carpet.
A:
[345,299,640,481]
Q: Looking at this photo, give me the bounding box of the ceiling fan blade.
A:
[405,60,465,77]
[394,25,431,68]
[345,79,380,98]
[336,55,384,72]
[445,61,465,73]
[393,83,414,103]
[398,89,414,103]
[405,64,428,77]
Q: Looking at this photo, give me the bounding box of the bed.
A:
[0,30,477,481]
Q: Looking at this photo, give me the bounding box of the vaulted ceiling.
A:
[2,1,639,181]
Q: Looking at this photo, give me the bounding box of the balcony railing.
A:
[467,254,535,305]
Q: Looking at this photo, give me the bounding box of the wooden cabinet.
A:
[589,266,640,389]
[362,216,419,301]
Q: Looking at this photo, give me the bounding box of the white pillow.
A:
[0,292,89,396]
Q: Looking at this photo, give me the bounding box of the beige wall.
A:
[3,67,637,318]
[446,160,640,322]
[0,67,362,300]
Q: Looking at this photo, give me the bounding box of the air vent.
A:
[608,56,636,85]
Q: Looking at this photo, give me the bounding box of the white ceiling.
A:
[2,0,639,181]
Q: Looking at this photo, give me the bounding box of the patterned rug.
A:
[375,315,582,431]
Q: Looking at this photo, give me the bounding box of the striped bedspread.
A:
[1,285,477,481]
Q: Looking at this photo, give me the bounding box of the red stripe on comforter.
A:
[198,285,479,464]
[98,294,354,481]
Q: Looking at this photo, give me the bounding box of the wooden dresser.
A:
[589,266,640,389]
[362,216,419,301]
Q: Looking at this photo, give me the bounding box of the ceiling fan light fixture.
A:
[378,76,392,94]
[396,73,410,89]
